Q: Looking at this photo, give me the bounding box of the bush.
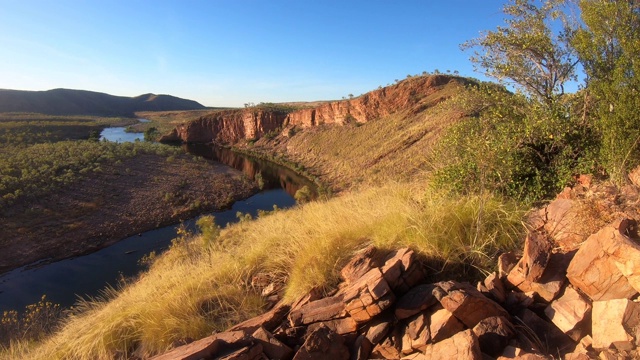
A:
[433,84,597,202]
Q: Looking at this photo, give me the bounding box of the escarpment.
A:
[160,75,469,144]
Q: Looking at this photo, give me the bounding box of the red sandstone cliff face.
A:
[160,109,288,144]
[160,75,466,144]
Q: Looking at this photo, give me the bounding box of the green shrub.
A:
[433,84,597,202]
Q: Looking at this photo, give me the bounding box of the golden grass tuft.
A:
[8,183,524,359]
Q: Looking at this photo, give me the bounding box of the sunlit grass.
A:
[8,183,525,359]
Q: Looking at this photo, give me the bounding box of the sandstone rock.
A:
[423,329,483,360]
[394,284,438,320]
[380,248,424,294]
[307,317,358,335]
[435,281,510,328]
[371,326,403,359]
[350,334,373,360]
[292,324,350,360]
[507,250,572,303]
[544,286,592,341]
[340,245,379,284]
[544,198,584,250]
[230,302,291,334]
[591,298,640,351]
[483,272,507,304]
[567,220,638,301]
[472,316,516,357]
[429,306,465,343]
[251,327,294,360]
[289,295,347,326]
[512,231,553,283]
[150,331,253,360]
[364,315,392,345]
[217,344,265,360]
[342,267,396,324]
[403,312,430,351]
[499,252,519,279]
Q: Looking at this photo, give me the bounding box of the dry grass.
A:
[5,183,524,359]
[256,82,467,192]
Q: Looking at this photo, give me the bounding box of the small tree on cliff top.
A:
[462,0,579,105]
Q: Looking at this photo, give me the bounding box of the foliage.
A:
[0,140,180,210]
[143,127,159,142]
[434,83,597,202]
[462,0,579,105]
[572,0,640,183]
[0,296,63,347]
[294,185,312,203]
[196,215,220,249]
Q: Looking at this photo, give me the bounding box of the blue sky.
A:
[0,1,507,107]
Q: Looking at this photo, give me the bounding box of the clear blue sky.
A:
[0,1,507,107]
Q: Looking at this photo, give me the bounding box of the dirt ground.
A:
[0,154,257,274]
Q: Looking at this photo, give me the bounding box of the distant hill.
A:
[0,88,205,116]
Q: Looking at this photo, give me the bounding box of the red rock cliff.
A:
[160,75,465,144]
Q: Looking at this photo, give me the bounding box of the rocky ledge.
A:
[152,177,640,360]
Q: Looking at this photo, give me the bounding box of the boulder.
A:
[498,252,519,279]
[251,327,294,360]
[403,312,430,352]
[340,245,379,284]
[380,248,425,294]
[544,286,592,341]
[544,198,585,250]
[150,331,254,360]
[423,329,483,360]
[364,315,393,345]
[350,334,373,360]
[483,272,507,303]
[567,220,638,301]
[292,324,350,360]
[434,281,510,328]
[592,298,640,351]
[510,231,553,283]
[429,306,465,343]
[217,344,264,360]
[394,284,438,320]
[472,316,516,357]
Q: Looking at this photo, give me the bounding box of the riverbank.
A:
[0,153,257,274]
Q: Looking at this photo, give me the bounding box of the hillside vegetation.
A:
[3,0,640,358]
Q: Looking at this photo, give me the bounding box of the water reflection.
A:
[184,144,317,199]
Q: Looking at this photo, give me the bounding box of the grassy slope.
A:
[249,78,466,192]
[4,79,527,359]
[13,185,522,360]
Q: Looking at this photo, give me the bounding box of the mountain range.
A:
[0,88,205,116]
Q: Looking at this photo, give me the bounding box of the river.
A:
[0,124,316,313]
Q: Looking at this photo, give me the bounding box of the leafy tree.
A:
[573,0,640,182]
[462,0,579,105]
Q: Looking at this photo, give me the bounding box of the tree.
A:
[462,0,579,105]
[573,0,640,182]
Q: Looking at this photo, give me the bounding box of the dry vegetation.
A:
[247,78,466,192]
[6,184,523,359]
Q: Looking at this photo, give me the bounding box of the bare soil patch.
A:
[0,154,257,274]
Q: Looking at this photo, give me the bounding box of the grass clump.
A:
[14,183,524,359]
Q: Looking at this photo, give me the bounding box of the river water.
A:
[0,125,316,313]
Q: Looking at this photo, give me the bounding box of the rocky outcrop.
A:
[152,178,640,359]
[160,109,288,144]
[160,75,467,144]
